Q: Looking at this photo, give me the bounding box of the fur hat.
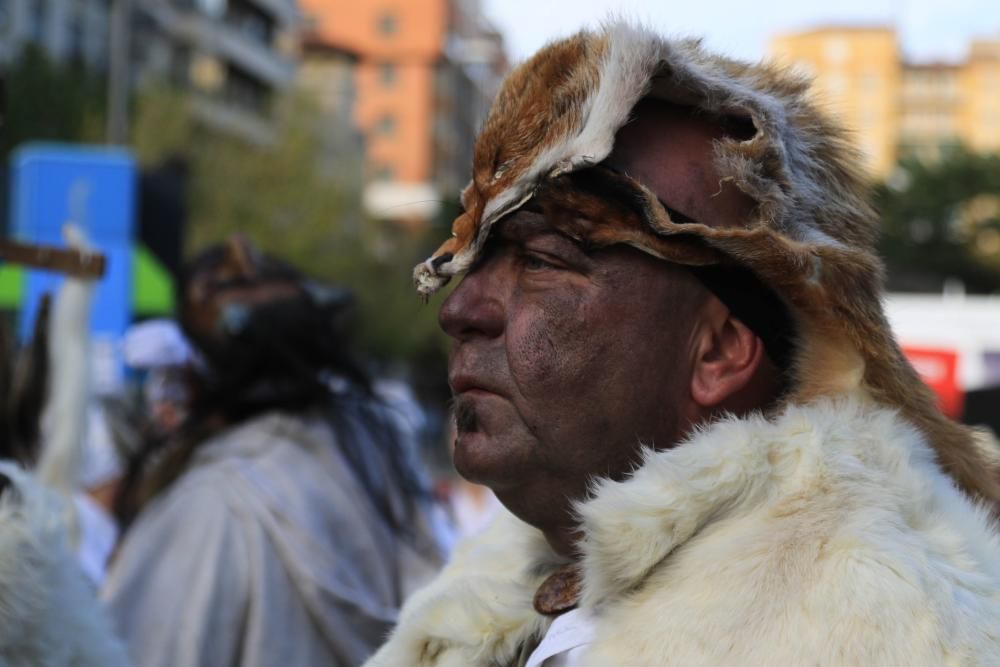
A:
[414,21,1000,509]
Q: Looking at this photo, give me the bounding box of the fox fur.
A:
[413,20,1000,512]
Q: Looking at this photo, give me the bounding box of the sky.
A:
[482,0,1000,65]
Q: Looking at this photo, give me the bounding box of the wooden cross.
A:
[0,239,106,279]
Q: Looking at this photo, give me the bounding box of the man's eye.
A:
[522,253,557,271]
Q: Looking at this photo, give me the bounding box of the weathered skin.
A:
[439,103,778,557]
[442,214,704,556]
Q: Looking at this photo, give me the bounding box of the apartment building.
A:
[298,0,506,222]
[961,39,1000,154]
[134,0,300,142]
[770,26,1000,178]
[0,0,112,69]
[0,0,300,143]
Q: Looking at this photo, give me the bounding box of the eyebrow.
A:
[495,211,563,242]
[493,211,595,257]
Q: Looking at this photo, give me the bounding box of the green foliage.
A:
[130,86,451,370]
[1,47,450,377]
[1,45,106,158]
[876,147,1000,293]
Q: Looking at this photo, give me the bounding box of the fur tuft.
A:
[365,512,559,666]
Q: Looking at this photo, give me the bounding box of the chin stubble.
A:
[453,396,480,434]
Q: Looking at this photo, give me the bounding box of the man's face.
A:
[438,100,755,547]
[439,210,707,539]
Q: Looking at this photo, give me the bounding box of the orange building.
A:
[770,27,1000,178]
[299,0,506,221]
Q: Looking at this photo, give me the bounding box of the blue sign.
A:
[9,144,136,391]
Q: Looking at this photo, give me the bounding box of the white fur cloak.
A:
[0,463,129,667]
[366,398,1000,666]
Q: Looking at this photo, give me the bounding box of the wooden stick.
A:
[0,240,106,279]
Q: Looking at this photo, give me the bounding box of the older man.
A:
[368,22,1000,666]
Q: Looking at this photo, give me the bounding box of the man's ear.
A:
[689,297,765,410]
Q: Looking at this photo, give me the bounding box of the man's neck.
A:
[544,526,582,560]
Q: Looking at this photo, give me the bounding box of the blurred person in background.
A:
[66,319,198,588]
[103,236,448,667]
[122,318,195,438]
[72,402,126,586]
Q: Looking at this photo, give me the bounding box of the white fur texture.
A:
[365,511,559,667]
[0,463,129,666]
[367,398,1000,666]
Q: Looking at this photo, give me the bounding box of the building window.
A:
[226,0,275,47]
[67,7,86,64]
[172,45,192,86]
[190,53,225,92]
[376,114,396,136]
[379,63,396,86]
[0,0,11,33]
[377,12,398,36]
[823,37,849,65]
[223,64,270,114]
[196,0,226,18]
[825,73,848,96]
[861,72,880,93]
[29,0,47,42]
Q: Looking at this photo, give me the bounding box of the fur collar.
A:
[576,396,999,609]
[367,397,1000,665]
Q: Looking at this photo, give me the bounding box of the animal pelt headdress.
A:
[414,21,1000,509]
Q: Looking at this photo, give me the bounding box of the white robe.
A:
[103,410,445,667]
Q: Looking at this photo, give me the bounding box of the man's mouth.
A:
[449,372,492,396]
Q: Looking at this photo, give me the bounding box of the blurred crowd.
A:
[0,235,498,666]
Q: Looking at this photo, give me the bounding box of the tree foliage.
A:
[876,147,1000,293]
[3,49,452,375]
[1,45,106,158]
[130,86,451,375]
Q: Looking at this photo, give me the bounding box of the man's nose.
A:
[438,264,504,342]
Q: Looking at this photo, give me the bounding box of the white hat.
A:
[122,319,192,369]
